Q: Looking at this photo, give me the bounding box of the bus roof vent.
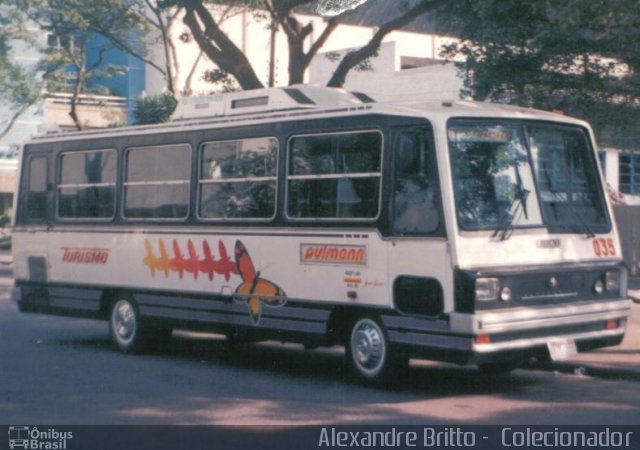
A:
[351,91,376,103]
[171,85,370,121]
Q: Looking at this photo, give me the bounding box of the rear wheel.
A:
[109,296,171,353]
[346,317,406,385]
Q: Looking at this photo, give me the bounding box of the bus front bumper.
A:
[450,298,631,357]
[383,299,631,365]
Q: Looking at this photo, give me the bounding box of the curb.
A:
[526,360,640,383]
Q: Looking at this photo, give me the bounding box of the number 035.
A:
[593,238,616,257]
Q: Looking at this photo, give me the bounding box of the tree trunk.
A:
[181,0,264,90]
[69,71,86,131]
[265,1,339,86]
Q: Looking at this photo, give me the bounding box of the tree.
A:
[0,1,42,139]
[172,0,264,89]
[167,0,445,90]
[433,0,640,148]
[74,0,250,95]
[76,0,208,96]
[133,92,178,124]
[326,0,445,87]
[8,0,134,130]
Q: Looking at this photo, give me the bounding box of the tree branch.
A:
[303,16,339,67]
[0,102,33,141]
[266,0,341,84]
[183,51,204,95]
[145,0,176,94]
[90,19,170,83]
[327,0,446,87]
[85,47,107,72]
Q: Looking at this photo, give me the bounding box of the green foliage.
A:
[133,93,178,125]
[203,68,239,92]
[324,50,377,72]
[0,0,146,129]
[434,0,640,148]
[0,2,43,137]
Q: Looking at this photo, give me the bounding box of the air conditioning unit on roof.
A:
[171,85,374,121]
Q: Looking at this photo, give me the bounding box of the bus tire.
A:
[346,317,405,385]
[109,296,171,353]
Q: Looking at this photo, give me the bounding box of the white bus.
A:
[12,85,632,384]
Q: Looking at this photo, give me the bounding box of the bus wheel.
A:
[109,296,173,353]
[346,317,403,385]
[110,297,143,352]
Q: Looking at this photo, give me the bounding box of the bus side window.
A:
[287,131,382,220]
[393,129,440,234]
[26,157,48,222]
[198,137,277,220]
[123,144,191,220]
[58,149,117,219]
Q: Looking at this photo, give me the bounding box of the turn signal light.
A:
[605,319,619,330]
[475,335,491,345]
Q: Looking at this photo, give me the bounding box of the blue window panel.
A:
[618,152,640,194]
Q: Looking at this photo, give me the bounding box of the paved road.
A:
[1,281,640,426]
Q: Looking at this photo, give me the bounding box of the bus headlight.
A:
[605,270,621,292]
[475,278,499,301]
[593,280,604,294]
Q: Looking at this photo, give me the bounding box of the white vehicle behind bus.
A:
[11,85,631,384]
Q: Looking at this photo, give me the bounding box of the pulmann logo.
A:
[300,244,367,266]
[8,426,73,449]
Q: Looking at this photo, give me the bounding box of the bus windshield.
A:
[448,120,610,235]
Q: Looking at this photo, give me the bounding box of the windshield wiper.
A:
[541,161,595,238]
[492,163,529,241]
[492,187,529,241]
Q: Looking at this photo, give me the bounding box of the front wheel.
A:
[346,317,406,385]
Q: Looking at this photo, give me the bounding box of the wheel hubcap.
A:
[113,300,136,344]
[351,320,384,372]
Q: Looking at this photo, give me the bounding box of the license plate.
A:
[547,338,578,361]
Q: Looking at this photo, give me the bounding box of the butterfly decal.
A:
[234,240,286,325]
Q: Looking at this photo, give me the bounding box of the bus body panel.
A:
[16,229,392,306]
